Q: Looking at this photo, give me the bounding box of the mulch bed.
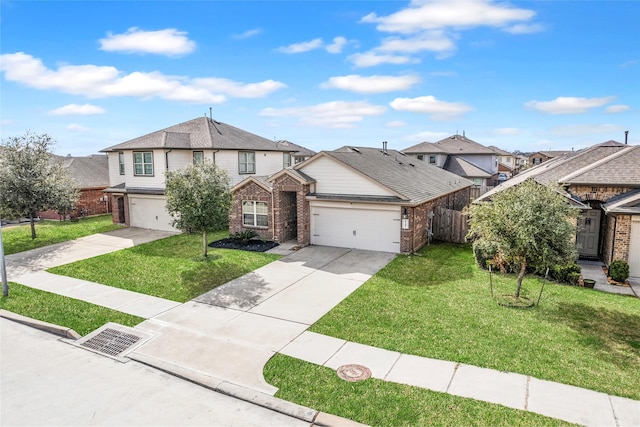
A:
[208,238,279,252]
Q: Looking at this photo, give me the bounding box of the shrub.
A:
[230,229,258,244]
[609,260,629,283]
[548,263,581,285]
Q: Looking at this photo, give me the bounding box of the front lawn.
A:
[48,231,281,302]
[0,283,143,336]
[265,354,574,427]
[304,244,639,400]
[2,215,123,255]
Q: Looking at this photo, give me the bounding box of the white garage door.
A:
[629,217,640,278]
[129,195,178,232]
[311,203,400,253]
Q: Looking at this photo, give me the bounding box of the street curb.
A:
[0,310,81,340]
[129,351,365,426]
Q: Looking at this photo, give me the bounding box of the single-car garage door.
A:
[310,202,400,253]
[629,217,640,278]
[129,195,178,232]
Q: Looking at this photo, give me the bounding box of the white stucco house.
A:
[101,117,300,232]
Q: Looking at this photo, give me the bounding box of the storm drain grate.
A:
[80,328,141,356]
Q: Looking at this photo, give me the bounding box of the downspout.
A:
[610,216,617,265]
[271,188,276,242]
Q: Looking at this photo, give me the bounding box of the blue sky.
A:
[1,0,638,156]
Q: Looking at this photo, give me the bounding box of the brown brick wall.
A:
[272,175,310,246]
[570,185,632,203]
[109,194,130,226]
[39,188,111,220]
[608,215,632,264]
[229,181,273,241]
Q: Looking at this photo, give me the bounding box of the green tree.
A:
[466,179,578,298]
[0,132,80,239]
[165,162,232,258]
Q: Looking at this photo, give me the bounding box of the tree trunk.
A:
[515,257,527,298]
[202,229,208,258]
[30,214,37,239]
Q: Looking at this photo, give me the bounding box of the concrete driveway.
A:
[129,246,395,395]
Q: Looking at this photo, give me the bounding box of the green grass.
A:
[48,231,281,302]
[265,354,575,427]
[0,283,143,336]
[306,243,640,400]
[2,215,123,255]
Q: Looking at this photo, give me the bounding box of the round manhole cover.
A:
[336,364,372,382]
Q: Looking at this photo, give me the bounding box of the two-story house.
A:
[101,116,298,232]
[488,146,516,178]
[403,134,497,187]
[528,150,571,166]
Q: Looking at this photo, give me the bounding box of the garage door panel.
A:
[311,205,400,253]
[129,196,178,232]
[630,218,640,278]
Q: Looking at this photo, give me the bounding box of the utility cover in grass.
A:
[209,238,279,252]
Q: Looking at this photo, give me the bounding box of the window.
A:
[242,201,268,227]
[417,154,424,161]
[429,155,436,164]
[533,157,542,165]
[283,152,292,168]
[473,178,484,187]
[133,151,153,176]
[239,152,255,174]
[193,151,204,165]
[294,156,304,164]
[118,152,125,175]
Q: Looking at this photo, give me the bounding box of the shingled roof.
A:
[305,146,472,205]
[52,154,109,189]
[433,134,496,154]
[101,117,294,152]
[402,141,447,154]
[444,157,492,178]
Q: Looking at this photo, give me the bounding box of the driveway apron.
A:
[128,246,395,395]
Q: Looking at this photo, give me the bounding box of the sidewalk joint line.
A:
[524,376,530,411]
[445,363,460,393]
[383,353,402,380]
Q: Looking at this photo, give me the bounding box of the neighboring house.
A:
[478,140,640,278]
[528,150,571,166]
[275,140,316,165]
[39,154,111,220]
[230,145,472,254]
[101,117,300,232]
[488,146,516,177]
[404,134,497,187]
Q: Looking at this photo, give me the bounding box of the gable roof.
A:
[299,146,472,205]
[433,134,496,155]
[602,189,640,214]
[52,154,109,188]
[533,150,572,158]
[488,146,513,156]
[558,144,640,186]
[477,140,633,202]
[101,117,294,153]
[275,140,316,157]
[402,141,447,154]
[444,157,492,178]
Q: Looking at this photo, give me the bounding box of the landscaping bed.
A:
[208,237,278,252]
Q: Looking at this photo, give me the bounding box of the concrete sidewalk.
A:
[281,331,640,427]
[578,260,637,297]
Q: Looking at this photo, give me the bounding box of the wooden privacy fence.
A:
[433,206,469,244]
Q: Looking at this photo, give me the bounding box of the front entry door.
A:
[117,197,125,224]
[577,209,601,258]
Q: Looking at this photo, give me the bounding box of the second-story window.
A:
[118,152,125,175]
[133,151,154,176]
[239,152,255,174]
[429,155,436,164]
[193,151,204,165]
[417,154,424,161]
[283,152,292,168]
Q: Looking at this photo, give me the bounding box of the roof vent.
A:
[351,147,361,153]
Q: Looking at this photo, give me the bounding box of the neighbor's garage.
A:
[629,217,640,278]
[128,195,178,232]
[310,201,400,253]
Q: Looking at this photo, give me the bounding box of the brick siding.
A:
[39,188,111,220]
[229,181,273,241]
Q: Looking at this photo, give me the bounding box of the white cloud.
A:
[320,74,420,94]
[194,78,287,98]
[386,120,407,128]
[0,52,285,104]
[390,95,473,121]
[66,123,90,132]
[232,28,262,40]
[276,38,323,54]
[99,27,196,56]
[493,127,521,135]
[403,130,450,143]
[605,104,630,114]
[48,103,106,116]
[348,51,416,67]
[503,23,545,34]
[326,36,348,54]
[361,0,536,34]
[525,96,616,114]
[260,100,386,128]
[549,123,624,136]
[377,32,456,54]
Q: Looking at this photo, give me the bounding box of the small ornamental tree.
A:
[0,132,79,239]
[466,179,579,299]
[165,162,232,258]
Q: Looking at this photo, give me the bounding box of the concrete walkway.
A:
[578,260,637,297]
